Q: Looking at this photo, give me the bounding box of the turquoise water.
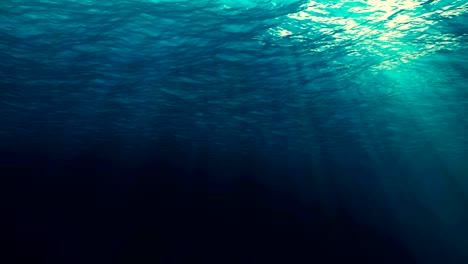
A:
[1,0,467,263]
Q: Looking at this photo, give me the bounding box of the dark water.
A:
[1,0,467,263]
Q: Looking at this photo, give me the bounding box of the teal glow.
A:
[264,0,467,70]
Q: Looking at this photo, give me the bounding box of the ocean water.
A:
[1,0,467,263]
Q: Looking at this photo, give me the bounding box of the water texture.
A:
[1,0,467,263]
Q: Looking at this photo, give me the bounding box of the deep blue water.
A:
[1,0,467,263]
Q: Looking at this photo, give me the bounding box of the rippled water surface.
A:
[1,0,467,263]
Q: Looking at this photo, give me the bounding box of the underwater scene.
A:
[1,0,467,263]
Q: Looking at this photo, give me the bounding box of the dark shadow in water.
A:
[0,140,415,264]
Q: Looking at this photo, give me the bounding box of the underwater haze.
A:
[1,0,467,263]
